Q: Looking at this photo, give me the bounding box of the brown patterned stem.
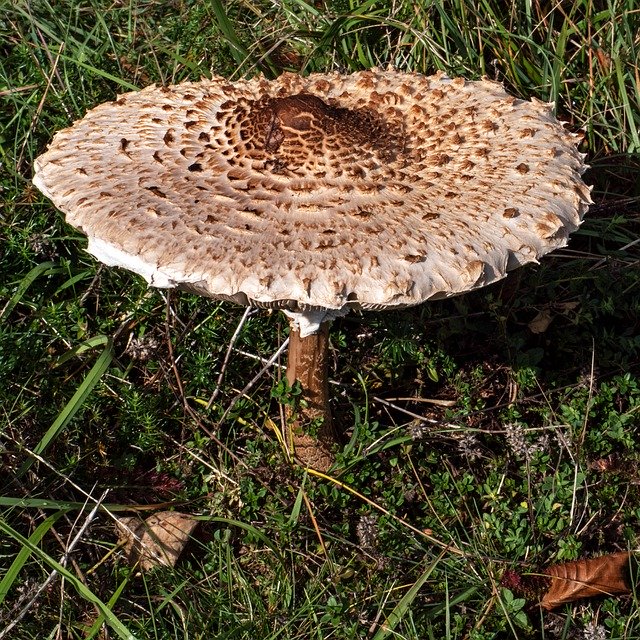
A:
[286,320,336,471]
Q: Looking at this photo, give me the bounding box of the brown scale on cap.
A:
[33,69,592,471]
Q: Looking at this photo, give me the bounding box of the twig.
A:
[589,238,640,271]
[217,338,289,425]
[0,84,39,97]
[17,41,64,171]
[383,396,457,407]
[207,307,255,408]
[371,395,460,428]
[232,347,349,388]
[233,347,285,368]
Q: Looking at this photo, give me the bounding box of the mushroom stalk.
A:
[285,319,336,471]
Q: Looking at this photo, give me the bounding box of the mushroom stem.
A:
[285,319,336,471]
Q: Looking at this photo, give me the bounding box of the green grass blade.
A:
[0,262,62,320]
[84,575,133,640]
[52,268,95,295]
[426,585,479,617]
[372,550,446,640]
[209,0,254,70]
[0,497,165,511]
[0,509,68,605]
[288,478,306,527]
[615,56,640,152]
[548,17,571,106]
[54,334,111,365]
[0,518,136,640]
[57,54,139,91]
[16,337,114,478]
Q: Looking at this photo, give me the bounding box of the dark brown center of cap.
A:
[258,93,402,166]
[271,94,330,132]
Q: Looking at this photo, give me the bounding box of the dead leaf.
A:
[594,47,612,72]
[589,454,621,473]
[541,552,632,610]
[528,308,553,334]
[556,301,580,314]
[115,511,198,571]
[528,301,579,335]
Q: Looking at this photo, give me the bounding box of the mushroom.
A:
[33,70,592,471]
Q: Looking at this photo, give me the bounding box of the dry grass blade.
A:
[541,551,633,610]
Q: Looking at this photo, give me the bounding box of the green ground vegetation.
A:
[1,0,640,638]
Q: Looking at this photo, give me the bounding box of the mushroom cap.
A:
[33,70,591,313]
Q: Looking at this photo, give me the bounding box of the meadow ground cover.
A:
[1,1,639,638]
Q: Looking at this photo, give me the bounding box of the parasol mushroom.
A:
[33,70,591,471]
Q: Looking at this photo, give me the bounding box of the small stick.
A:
[207,307,254,408]
[218,338,290,424]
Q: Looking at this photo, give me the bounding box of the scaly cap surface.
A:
[33,70,591,313]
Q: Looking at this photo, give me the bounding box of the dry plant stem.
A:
[207,306,253,408]
[217,337,290,425]
[286,320,336,471]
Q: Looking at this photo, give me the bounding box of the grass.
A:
[1,0,640,637]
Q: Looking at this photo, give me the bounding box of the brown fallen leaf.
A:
[115,511,198,571]
[528,301,580,334]
[528,308,554,334]
[541,551,632,610]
